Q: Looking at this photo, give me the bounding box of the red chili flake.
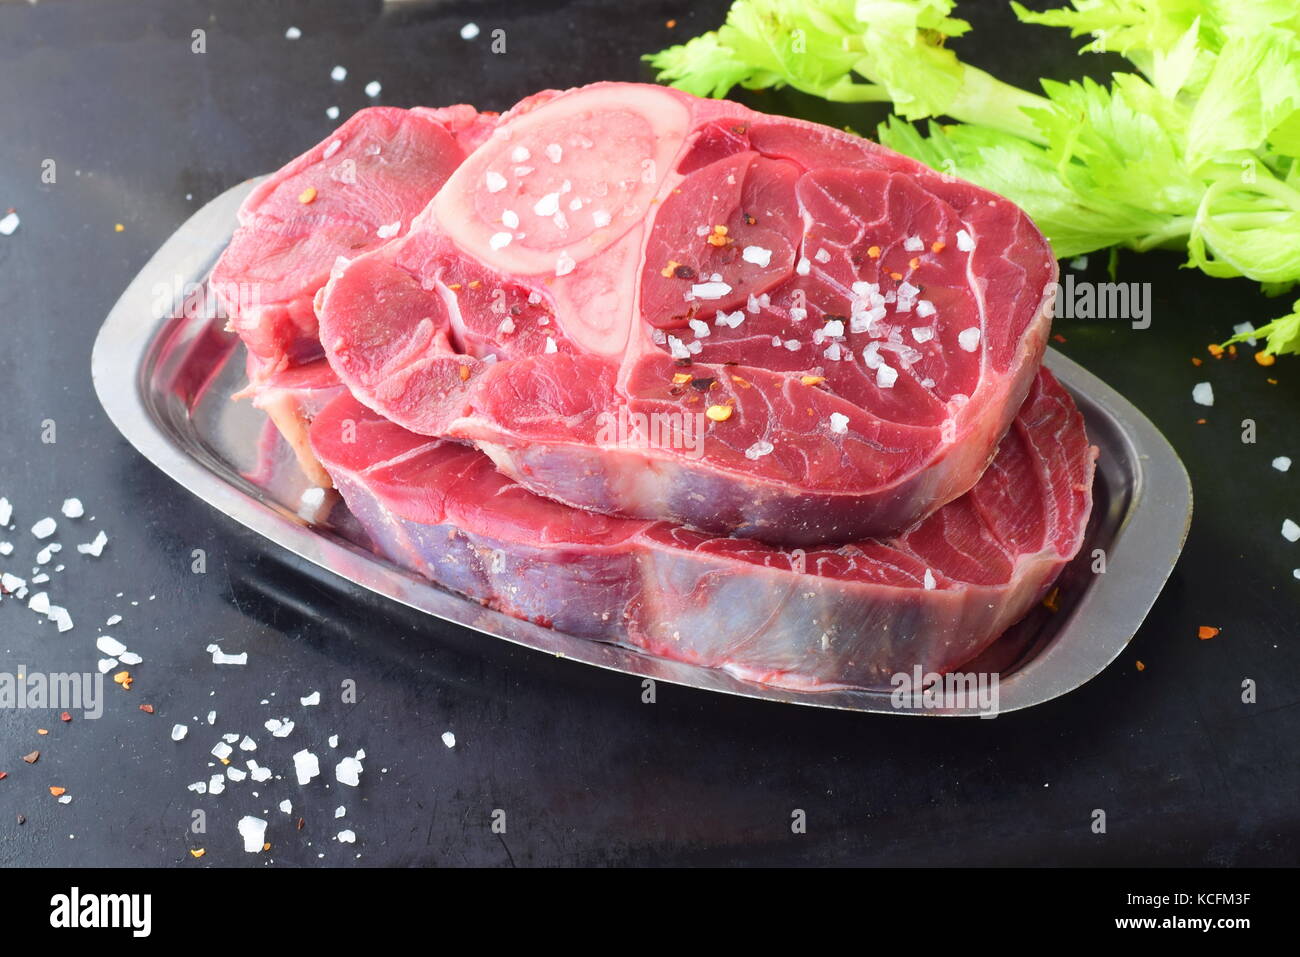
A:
[1255,351,1276,367]
[867,246,881,259]
[1197,625,1220,640]
[1042,587,1060,612]
[1052,334,1067,344]
[930,240,946,253]
[1191,356,1202,366]
[0,772,7,781]
[908,257,920,270]
[49,786,65,797]
[297,817,306,831]
[458,365,471,382]
[37,729,48,736]
[139,704,155,714]
[21,751,38,764]
[889,271,903,280]
[1207,343,1225,358]
[743,213,757,226]
[60,712,71,723]
[1135,660,1146,672]
[1196,418,1207,425]
[666,19,677,29]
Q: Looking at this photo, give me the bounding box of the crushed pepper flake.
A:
[1207,343,1224,358]
[889,271,903,281]
[298,186,318,204]
[800,375,825,386]
[1267,378,1278,385]
[190,849,205,858]
[671,372,692,384]
[1197,625,1220,640]
[1135,660,1146,671]
[37,729,48,736]
[660,259,681,278]
[1042,587,1060,612]
[0,772,6,780]
[867,246,881,259]
[1255,351,1276,367]
[49,786,66,797]
[60,712,71,723]
[139,704,155,714]
[930,240,945,253]
[113,670,133,690]
[22,751,39,764]
[458,365,470,381]
[1191,356,1202,366]
[705,404,733,422]
[114,223,124,232]
[908,257,920,270]
[1052,334,1067,344]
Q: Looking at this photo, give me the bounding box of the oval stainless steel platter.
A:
[91,180,1192,716]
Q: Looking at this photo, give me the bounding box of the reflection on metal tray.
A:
[92,180,1192,716]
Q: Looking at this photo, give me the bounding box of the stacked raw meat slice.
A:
[213,83,1096,692]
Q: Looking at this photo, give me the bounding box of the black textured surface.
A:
[0,0,1296,867]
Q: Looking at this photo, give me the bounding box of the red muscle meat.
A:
[317,83,1057,545]
[310,368,1094,692]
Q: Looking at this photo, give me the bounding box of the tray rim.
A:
[90,179,1193,717]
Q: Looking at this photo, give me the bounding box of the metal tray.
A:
[91,180,1193,716]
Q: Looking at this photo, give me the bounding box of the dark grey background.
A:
[0,0,1296,866]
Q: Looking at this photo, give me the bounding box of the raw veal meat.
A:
[318,82,1057,545]
[212,104,497,377]
[310,368,1095,692]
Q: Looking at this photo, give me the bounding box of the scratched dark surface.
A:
[0,0,1296,867]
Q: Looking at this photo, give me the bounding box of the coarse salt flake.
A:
[61,498,84,518]
[690,281,731,300]
[1192,382,1214,407]
[745,440,774,460]
[31,517,57,539]
[206,643,247,666]
[293,749,321,785]
[237,816,267,854]
[1273,456,1292,472]
[957,327,981,352]
[742,246,772,267]
[828,413,849,435]
[336,754,364,787]
[489,231,512,250]
[364,80,382,98]
[330,65,347,82]
[956,229,974,251]
[485,170,507,193]
[0,212,19,236]
[1283,519,1300,543]
[77,530,108,556]
[461,22,480,40]
[96,635,127,657]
